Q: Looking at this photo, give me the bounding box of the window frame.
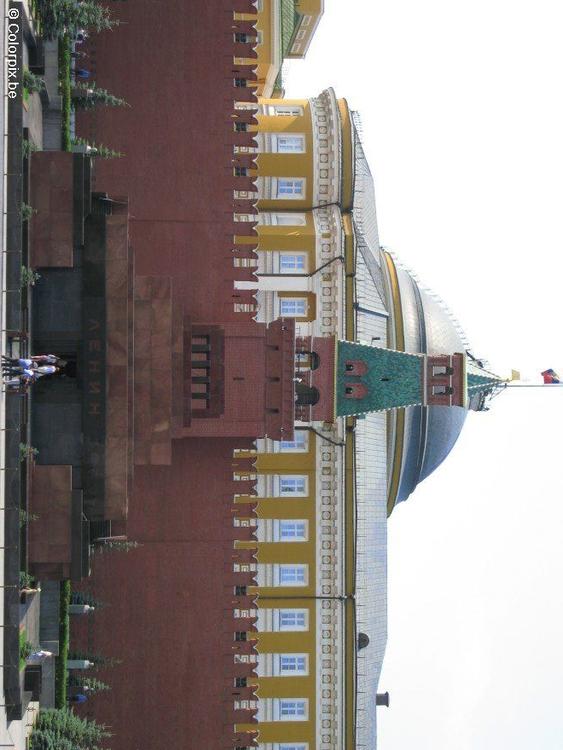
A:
[267,105,304,117]
[275,519,308,542]
[279,252,307,273]
[274,475,308,497]
[270,212,307,226]
[272,134,306,154]
[276,431,308,452]
[279,297,308,318]
[277,564,308,587]
[275,653,309,676]
[276,177,305,199]
[274,698,309,721]
[277,609,309,631]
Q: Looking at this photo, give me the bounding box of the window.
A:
[234,585,247,596]
[234,32,248,43]
[278,565,307,586]
[279,297,307,317]
[276,654,308,676]
[277,520,308,542]
[274,699,308,721]
[279,253,307,272]
[273,134,305,153]
[278,745,308,750]
[278,609,308,631]
[276,475,308,496]
[235,122,247,132]
[268,105,304,117]
[235,677,247,687]
[432,365,454,376]
[234,78,247,88]
[432,385,453,395]
[269,212,306,226]
[279,431,308,452]
[235,632,247,641]
[234,166,247,177]
[277,178,305,199]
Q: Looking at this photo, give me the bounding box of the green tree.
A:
[68,651,121,670]
[91,538,140,554]
[72,82,128,110]
[29,729,74,750]
[37,0,117,40]
[68,676,111,694]
[35,708,110,746]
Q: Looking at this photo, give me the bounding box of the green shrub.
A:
[58,36,71,152]
[20,442,39,462]
[55,580,71,708]
[22,139,39,159]
[20,571,35,588]
[23,69,45,94]
[21,266,41,287]
[21,203,36,221]
[19,509,39,528]
[19,631,33,670]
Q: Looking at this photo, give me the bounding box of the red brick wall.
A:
[72,5,263,745]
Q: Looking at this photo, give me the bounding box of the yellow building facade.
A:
[236,1,324,97]
[232,90,389,750]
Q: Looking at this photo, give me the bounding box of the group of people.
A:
[2,354,67,390]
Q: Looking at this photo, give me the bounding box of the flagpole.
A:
[505,383,563,388]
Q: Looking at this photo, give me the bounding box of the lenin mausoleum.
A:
[21,1,505,749]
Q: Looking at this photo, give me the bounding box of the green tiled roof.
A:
[336,341,424,417]
[280,0,299,58]
[467,371,502,392]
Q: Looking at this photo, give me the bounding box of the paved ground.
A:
[1,3,39,746]
[1,0,9,742]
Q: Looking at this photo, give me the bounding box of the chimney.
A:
[376,692,390,707]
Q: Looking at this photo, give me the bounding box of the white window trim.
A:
[274,519,308,542]
[273,698,309,721]
[267,105,304,117]
[271,133,306,154]
[278,609,309,631]
[273,212,306,225]
[278,252,307,273]
[273,474,309,497]
[275,431,309,452]
[274,653,309,676]
[274,177,306,199]
[276,564,308,587]
[279,297,308,318]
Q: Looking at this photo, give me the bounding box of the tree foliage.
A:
[72,82,128,110]
[36,0,117,40]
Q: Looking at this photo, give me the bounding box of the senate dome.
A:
[382,251,472,512]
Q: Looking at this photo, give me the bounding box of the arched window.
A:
[344,383,367,400]
[344,360,367,376]
[295,384,320,406]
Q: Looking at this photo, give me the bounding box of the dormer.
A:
[424,354,466,407]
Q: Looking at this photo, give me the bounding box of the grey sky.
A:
[285,1,563,747]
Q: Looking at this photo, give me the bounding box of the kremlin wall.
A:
[26,2,503,748]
